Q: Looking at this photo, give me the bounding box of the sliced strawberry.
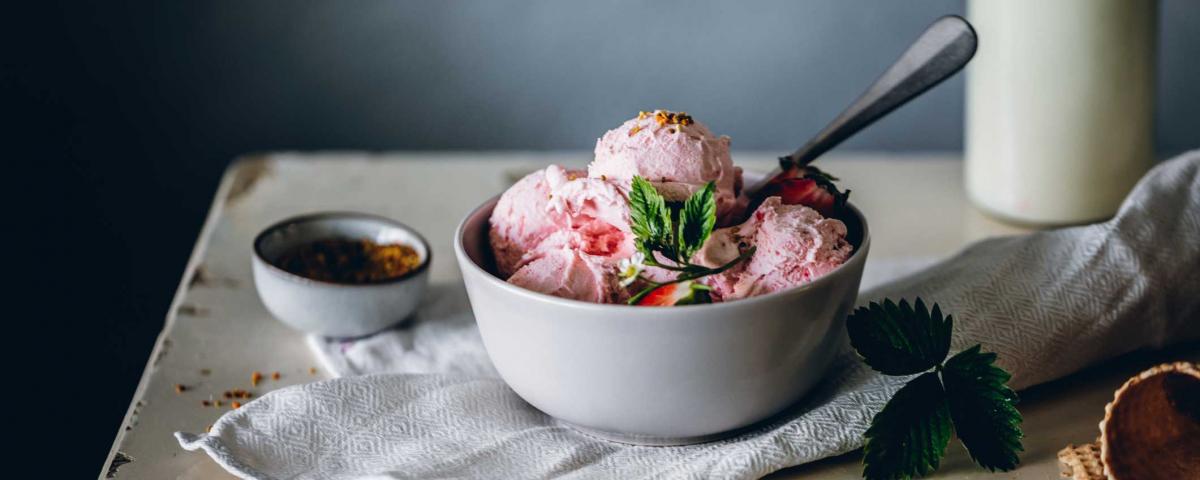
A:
[778,178,835,214]
[760,164,849,216]
[635,280,713,306]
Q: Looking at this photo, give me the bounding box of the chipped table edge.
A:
[99,155,273,479]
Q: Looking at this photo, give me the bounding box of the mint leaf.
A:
[677,181,716,260]
[942,345,1024,472]
[624,176,752,304]
[847,298,953,376]
[629,176,672,249]
[862,371,952,480]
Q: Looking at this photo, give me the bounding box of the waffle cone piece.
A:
[1098,362,1200,480]
[1058,440,1105,480]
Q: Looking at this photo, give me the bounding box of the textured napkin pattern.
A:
[307,284,498,378]
[306,256,940,379]
[178,152,1200,480]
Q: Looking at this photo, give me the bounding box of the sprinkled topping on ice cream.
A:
[649,110,693,127]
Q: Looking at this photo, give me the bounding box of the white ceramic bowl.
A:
[253,212,431,338]
[454,197,870,445]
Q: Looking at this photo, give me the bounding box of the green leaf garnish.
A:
[677,181,716,260]
[862,372,951,480]
[629,176,672,250]
[942,345,1024,472]
[624,176,752,305]
[847,298,952,376]
[847,297,1023,479]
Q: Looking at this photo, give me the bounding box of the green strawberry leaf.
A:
[629,176,672,249]
[942,345,1024,472]
[805,165,841,183]
[677,181,716,261]
[862,371,953,480]
[847,298,953,376]
[806,166,851,209]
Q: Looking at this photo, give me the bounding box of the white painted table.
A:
[103,152,1198,479]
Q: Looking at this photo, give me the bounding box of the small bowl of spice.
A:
[252,212,430,337]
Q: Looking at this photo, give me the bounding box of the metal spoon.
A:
[747,15,978,196]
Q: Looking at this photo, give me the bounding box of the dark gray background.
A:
[5,1,1196,474]
[60,0,1199,153]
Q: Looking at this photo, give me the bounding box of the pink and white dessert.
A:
[488,110,854,305]
[488,166,563,278]
[506,246,624,303]
[695,197,853,300]
[488,165,632,274]
[590,110,747,225]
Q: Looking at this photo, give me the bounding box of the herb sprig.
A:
[847,298,1023,479]
[624,176,754,304]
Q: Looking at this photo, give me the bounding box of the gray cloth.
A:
[177,152,1200,480]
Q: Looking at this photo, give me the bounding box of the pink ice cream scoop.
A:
[507,246,625,303]
[589,111,747,225]
[696,197,853,300]
[488,166,576,277]
[543,165,636,260]
[490,165,636,300]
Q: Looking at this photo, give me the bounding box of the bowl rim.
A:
[453,193,870,312]
[253,211,433,287]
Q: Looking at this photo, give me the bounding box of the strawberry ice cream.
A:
[589,111,747,225]
[489,165,637,300]
[506,246,624,303]
[488,110,854,305]
[695,197,853,300]
[488,166,570,277]
[544,167,636,260]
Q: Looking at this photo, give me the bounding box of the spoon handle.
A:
[757,15,977,189]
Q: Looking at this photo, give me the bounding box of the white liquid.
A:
[965,0,1156,225]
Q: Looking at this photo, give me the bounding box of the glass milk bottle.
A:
[965,0,1156,225]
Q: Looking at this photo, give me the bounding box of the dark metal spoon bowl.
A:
[747,15,978,197]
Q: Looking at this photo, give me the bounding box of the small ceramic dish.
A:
[252,212,431,338]
[454,186,870,445]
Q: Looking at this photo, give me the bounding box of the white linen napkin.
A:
[305,284,499,379]
[178,152,1200,480]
